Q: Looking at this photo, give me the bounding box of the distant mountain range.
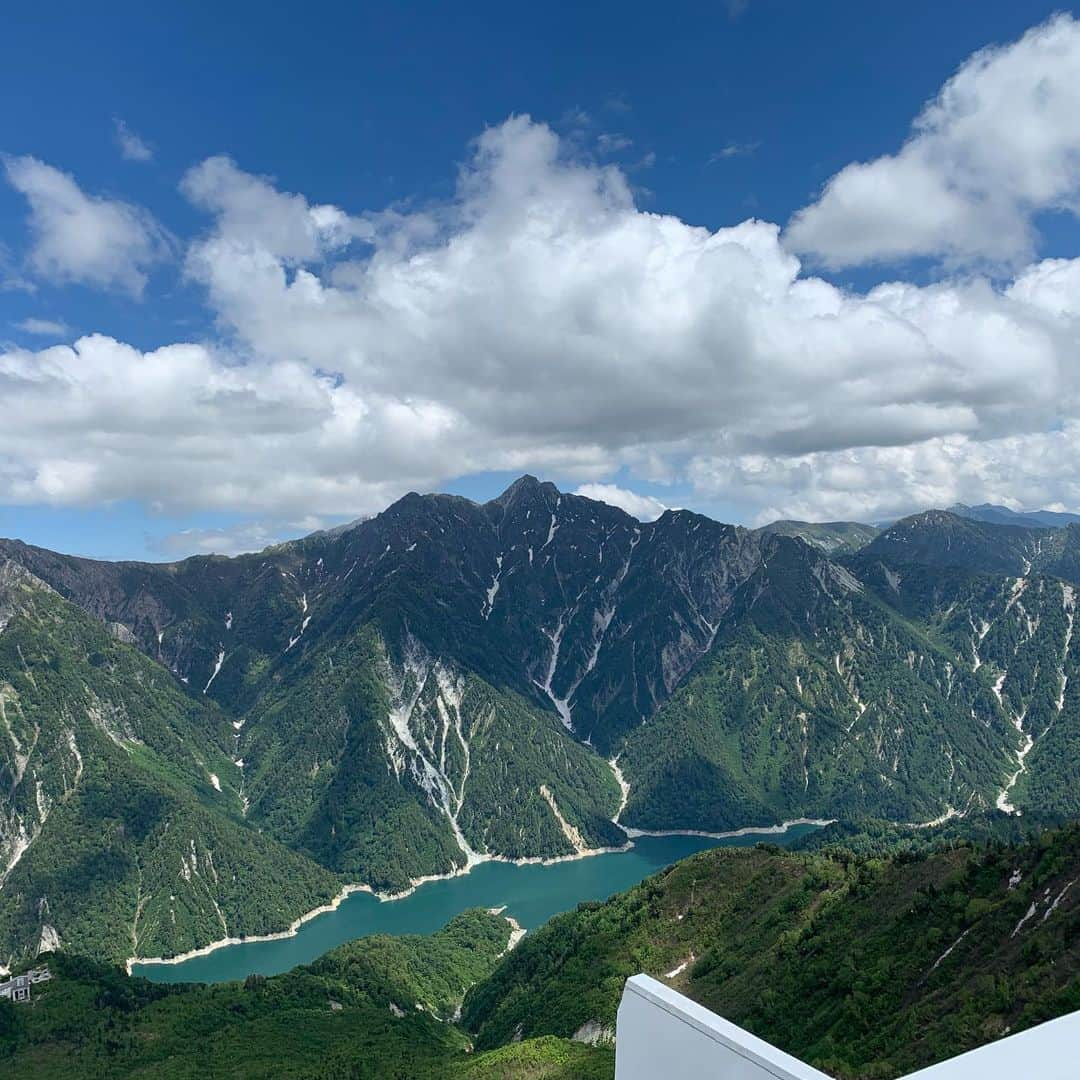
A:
[758,503,1080,545]
[759,503,1080,548]
[947,502,1080,529]
[3,476,1080,965]
[756,518,880,554]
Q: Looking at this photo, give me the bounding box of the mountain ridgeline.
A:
[3,478,1080,963]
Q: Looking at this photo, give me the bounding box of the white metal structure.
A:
[615,974,1080,1080]
[901,1009,1080,1079]
[616,975,831,1080]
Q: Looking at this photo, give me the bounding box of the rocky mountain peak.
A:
[486,474,562,515]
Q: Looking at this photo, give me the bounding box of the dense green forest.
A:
[0,910,611,1079]
[463,824,1080,1079]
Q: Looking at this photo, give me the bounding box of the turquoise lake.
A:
[133,826,820,984]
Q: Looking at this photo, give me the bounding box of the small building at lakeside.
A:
[0,967,52,1004]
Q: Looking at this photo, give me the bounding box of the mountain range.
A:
[3,476,1080,964]
[948,503,1080,529]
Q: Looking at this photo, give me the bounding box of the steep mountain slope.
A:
[856,510,1051,577]
[618,531,1018,830]
[243,625,624,892]
[619,510,1080,832]
[462,825,1080,1079]
[758,519,880,554]
[7,489,1080,963]
[0,910,612,1079]
[0,535,332,717]
[0,478,770,913]
[854,511,1080,584]
[0,559,339,966]
[851,515,1080,817]
[0,479,764,751]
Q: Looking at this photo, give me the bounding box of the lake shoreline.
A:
[621,817,835,840]
[126,838,635,973]
[127,818,826,975]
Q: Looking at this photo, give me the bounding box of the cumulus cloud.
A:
[113,118,153,162]
[0,333,460,517]
[4,22,1080,530]
[575,483,668,521]
[689,424,1080,527]
[181,156,371,263]
[787,15,1080,269]
[182,116,1073,468]
[1006,257,1080,318]
[3,156,171,295]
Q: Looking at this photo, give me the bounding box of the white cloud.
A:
[0,333,449,516]
[163,110,1080,522]
[787,15,1080,269]
[575,483,668,521]
[709,141,759,162]
[153,516,330,558]
[13,317,67,337]
[3,156,171,295]
[183,117,1071,464]
[1006,257,1080,318]
[4,40,1080,529]
[597,133,633,154]
[689,423,1080,526]
[113,119,153,162]
[180,156,371,263]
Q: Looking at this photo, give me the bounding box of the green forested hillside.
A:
[0,560,339,966]
[243,624,622,893]
[0,910,611,1079]
[618,540,1018,829]
[620,511,1080,833]
[462,826,1080,1079]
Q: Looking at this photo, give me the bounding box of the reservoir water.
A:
[133,826,820,984]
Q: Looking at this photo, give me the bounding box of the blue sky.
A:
[2,2,1080,558]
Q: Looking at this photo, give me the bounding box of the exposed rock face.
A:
[572,1019,614,1046]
